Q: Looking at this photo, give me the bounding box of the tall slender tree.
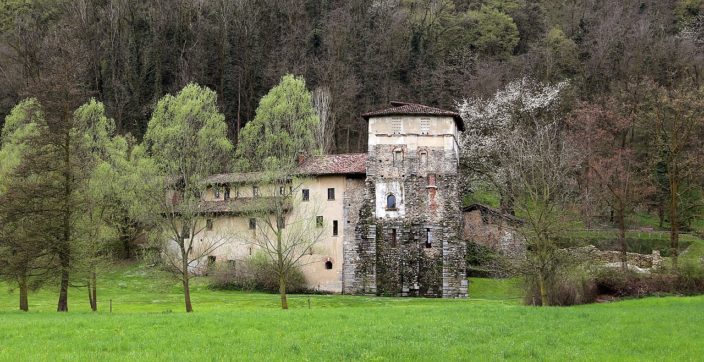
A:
[642,82,704,269]
[143,83,233,313]
[0,98,53,312]
[235,74,321,310]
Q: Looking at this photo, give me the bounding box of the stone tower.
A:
[342,101,467,298]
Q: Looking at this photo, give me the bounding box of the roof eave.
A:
[362,112,465,132]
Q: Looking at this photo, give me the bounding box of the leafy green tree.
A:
[143,83,233,313]
[236,74,321,310]
[0,98,53,311]
[235,74,319,173]
[544,27,579,79]
[71,99,130,311]
[465,5,519,59]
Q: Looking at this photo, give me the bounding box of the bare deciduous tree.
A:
[502,121,576,306]
[313,86,334,154]
[244,176,326,310]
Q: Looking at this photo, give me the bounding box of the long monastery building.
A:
[198,101,467,298]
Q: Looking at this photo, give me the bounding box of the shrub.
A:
[523,263,597,306]
[209,252,307,293]
[593,268,675,297]
[524,256,704,306]
[593,262,704,298]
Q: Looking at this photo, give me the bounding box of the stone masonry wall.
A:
[343,177,377,294]
[346,144,467,298]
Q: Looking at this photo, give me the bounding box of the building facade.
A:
[199,102,467,297]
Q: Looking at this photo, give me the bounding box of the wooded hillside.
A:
[2,0,702,152]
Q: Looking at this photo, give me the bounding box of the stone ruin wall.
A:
[462,210,526,258]
[570,245,664,269]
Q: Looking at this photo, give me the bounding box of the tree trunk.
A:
[182,249,193,313]
[670,171,679,270]
[88,269,97,312]
[19,275,29,312]
[182,277,193,313]
[58,130,71,312]
[279,275,288,310]
[57,267,69,312]
[617,208,627,271]
[657,203,664,228]
[120,225,132,259]
[537,271,548,307]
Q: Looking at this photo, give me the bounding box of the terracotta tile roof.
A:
[296,153,367,176]
[203,153,367,185]
[362,101,465,131]
[196,197,290,215]
[204,172,266,185]
[463,203,524,225]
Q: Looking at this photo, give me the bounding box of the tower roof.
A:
[362,101,464,131]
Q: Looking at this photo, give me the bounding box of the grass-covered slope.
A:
[0,263,702,361]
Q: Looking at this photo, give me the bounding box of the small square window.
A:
[252,185,259,197]
[327,188,335,200]
[302,189,310,201]
[333,220,339,236]
[316,216,324,227]
[214,186,221,198]
[279,186,285,196]
[206,219,213,231]
[391,118,402,134]
[249,218,256,230]
[420,118,430,134]
[224,185,231,200]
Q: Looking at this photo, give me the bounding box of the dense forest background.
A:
[1,0,703,153]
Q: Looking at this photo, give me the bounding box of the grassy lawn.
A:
[0,263,703,361]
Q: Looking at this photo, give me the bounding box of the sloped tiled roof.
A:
[463,203,524,225]
[296,153,367,176]
[204,172,266,185]
[204,153,367,185]
[196,197,290,215]
[362,101,465,131]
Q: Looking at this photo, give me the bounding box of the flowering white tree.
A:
[457,77,569,212]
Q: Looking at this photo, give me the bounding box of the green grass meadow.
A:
[1,263,703,361]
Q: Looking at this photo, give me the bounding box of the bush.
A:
[524,255,704,306]
[209,252,308,293]
[523,264,597,306]
[593,269,676,298]
[593,262,704,298]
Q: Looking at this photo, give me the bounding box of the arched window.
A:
[325,260,333,270]
[387,194,397,209]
